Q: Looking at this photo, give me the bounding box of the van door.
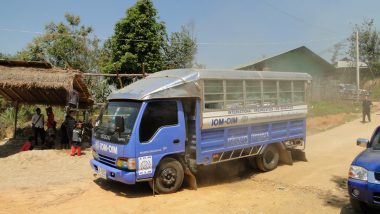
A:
[135,100,186,180]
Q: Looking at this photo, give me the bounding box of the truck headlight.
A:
[349,165,368,181]
[92,149,99,160]
[116,158,136,170]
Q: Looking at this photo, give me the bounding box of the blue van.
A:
[348,127,380,211]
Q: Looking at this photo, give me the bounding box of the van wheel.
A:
[149,158,184,194]
[350,198,367,213]
[256,145,279,172]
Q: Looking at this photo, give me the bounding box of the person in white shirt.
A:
[31,108,45,146]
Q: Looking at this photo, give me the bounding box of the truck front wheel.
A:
[256,145,279,172]
[149,158,184,194]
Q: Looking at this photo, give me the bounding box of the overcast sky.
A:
[1,0,380,68]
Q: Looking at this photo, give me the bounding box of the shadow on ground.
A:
[93,178,154,198]
[0,138,25,158]
[92,152,310,197]
[92,158,259,198]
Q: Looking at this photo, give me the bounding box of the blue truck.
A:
[90,69,311,194]
[348,127,380,212]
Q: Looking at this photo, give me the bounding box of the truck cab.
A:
[348,126,380,211]
[90,99,194,193]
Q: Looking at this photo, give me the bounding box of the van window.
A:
[371,129,380,150]
[139,101,178,142]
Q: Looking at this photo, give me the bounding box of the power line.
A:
[261,0,338,35]
[0,27,346,47]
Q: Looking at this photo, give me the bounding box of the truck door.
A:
[135,100,186,180]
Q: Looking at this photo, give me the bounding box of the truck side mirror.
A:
[115,116,125,133]
[356,138,369,148]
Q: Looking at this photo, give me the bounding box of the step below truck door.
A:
[135,100,186,180]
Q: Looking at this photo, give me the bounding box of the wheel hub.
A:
[264,151,275,164]
[160,168,177,187]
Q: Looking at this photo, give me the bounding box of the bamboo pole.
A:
[13,101,19,139]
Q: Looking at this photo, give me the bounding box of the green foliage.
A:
[0,52,18,60]
[0,106,34,128]
[369,82,380,99]
[103,0,167,81]
[165,24,197,69]
[18,13,100,72]
[308,101,359,117]
[85,78,112,103]
[348,19,380,76]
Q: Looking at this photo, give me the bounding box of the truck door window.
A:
[139,101,178,142]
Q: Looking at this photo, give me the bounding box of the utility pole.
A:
[356,31,360,91]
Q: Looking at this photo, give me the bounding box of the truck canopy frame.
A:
[108,69,312,101]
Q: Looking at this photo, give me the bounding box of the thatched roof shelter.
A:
[0,60,93,108]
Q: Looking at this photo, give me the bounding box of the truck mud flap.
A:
[290,149,308,162]
[279,149,293,165]
[184,168,197,190]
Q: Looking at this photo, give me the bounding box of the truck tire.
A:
[256,145,279,172]
[149,158,184,194]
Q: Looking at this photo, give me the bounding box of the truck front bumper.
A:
[90,159,136,185]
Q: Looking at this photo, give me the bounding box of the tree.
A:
[348,19,380,76]
[0,52,17,60]
[165,23,197,69]
[17,13,112,103]
[103,0,167,80]
[18,13,100,72]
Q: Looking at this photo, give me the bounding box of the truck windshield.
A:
[94,101,141,144]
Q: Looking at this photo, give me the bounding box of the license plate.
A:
[97,167,107,179]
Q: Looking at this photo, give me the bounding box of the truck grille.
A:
[375,172,380,181]
[373,192,380,203]
[98,153,116,166]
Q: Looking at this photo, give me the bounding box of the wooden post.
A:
[116,71,123,89]
[13,101,19,139]
[141,62,146,77]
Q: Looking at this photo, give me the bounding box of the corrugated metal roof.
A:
[335,60,368,68]
[109,69,312,101]
[233,46,333,71]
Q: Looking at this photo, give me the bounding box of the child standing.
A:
[70,122,83,156]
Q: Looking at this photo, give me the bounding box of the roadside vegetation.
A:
[308,100,360,117]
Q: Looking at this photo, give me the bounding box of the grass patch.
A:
[308,101,360,117]
[370,84,380,100]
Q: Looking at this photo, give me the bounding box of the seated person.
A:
[20,136,34,152]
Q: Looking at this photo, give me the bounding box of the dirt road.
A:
[0,114,378,214]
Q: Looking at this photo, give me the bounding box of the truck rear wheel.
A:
[256,145,279,172]
[149,158,184,194]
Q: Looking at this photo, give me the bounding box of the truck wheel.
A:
[149,158,184,194]
[350,198,367,213]
[256,145,279,172]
